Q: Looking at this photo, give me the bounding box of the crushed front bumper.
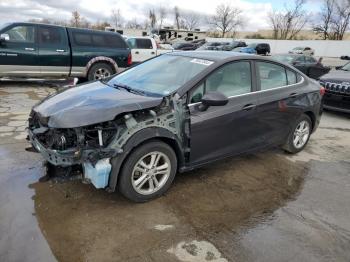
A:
[28,129,82,166]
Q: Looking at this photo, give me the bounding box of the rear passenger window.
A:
[73,32,127,48]
[257,62,287,90]
[286,69,297,85]
[39,26,64,45]
[73,33,92,46]
[136,39,153,49]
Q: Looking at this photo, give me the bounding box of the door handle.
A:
[242,104,256,111]
[151,51,155,55]
[56,49,65,52]
[135,51,139,54]
[25,47,35,51]
[289,92,298,98]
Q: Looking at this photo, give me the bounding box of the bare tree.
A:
[70,11,81,28]
[268,0,309,39]
[149,9,157,29]
[313,0,336,39]
[210,4,242,37]
[174,6,180,29]
[125,18,142,29]
[330,0,350,40]
[314,0,350,40]
[182,11,201,30]
[111,9,123,28]
[158,6,167,30]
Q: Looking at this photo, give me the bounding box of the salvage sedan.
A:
[28,51,324,202]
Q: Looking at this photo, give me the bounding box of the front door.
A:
[38,25,70,77]
[188,61,262,165]
[0,24,39,77]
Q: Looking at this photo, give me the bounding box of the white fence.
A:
[206,38,350,58]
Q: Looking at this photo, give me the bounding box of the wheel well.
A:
[304,111,315,130]
[89,61,116,74]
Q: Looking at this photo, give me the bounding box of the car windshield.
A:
[340,62,350,71]
[273,55,296,64]
[172,42,184,48]
[247,43,257,48]
[0,23,9,31]
[107,55,213,96]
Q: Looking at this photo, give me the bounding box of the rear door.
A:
[189,60,263,165]
[127,38,155,63]
[0,24,39,76]
[38,25,70,77]
[255,61,302,146]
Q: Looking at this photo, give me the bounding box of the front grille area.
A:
[322,81,350,96]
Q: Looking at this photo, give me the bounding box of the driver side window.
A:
[190,61,252,103]
[4,25,35,43]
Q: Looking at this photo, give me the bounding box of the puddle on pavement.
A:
[30,151,309,261]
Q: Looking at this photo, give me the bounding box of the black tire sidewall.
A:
[117,141,177,202]
[87,63,114,81]
[285,114,312,153]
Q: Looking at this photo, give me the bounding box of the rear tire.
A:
[283,114,312,154]
[117,141,177,202]
[87,62,114,81]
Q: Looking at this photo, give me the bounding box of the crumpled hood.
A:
[33,81,163,128]
[319,70,350,83]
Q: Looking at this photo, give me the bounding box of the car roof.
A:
[168,51,253,61]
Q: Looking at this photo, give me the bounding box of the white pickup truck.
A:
[126,37,173,64]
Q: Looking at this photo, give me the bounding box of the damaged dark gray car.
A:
[28,51,323,202]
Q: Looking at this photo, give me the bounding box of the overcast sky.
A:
[0,0,320,31]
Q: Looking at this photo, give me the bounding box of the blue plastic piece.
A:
[83,159,111,189]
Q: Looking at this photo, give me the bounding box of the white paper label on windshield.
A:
[190,59,214,66]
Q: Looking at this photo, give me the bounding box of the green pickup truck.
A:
[0,22,132,81]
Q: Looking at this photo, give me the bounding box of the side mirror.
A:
[0,34,9,43]
[198,91,228,111]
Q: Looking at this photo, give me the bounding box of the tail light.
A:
[127,53,132,66]
[320,86,326,96]
[156,42,160,49]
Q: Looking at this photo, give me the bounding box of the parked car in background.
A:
[319,62,350,113]
[28,51,324,202]
[289,46,315,56]
[272,54,330,79]
[236,43,271,55]
[221,40,247,51]
[196,42,230,51]
[172,42,197,51]
[126,37,173,64]
[191,39,206,48]
[0,22,131,81]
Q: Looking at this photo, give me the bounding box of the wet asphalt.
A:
[0,82,349,262]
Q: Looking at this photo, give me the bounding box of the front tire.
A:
[283,114,312,154]
[117,141,177,202]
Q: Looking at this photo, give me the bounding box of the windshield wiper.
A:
[112,83,147,96]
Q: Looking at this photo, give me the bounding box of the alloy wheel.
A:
[131,151,171,195]
[93,68,111,80]
[293,120,310,149]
